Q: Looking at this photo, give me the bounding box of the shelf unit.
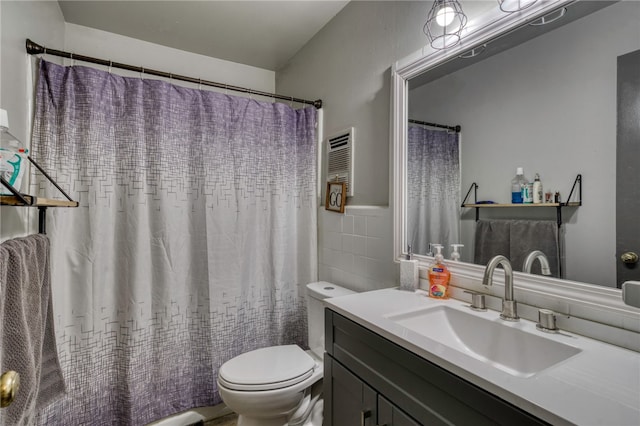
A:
[462,175,581,278]
[461,174,582,227]
[1,156,78,234]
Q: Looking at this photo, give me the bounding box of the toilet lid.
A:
[218,345,316,391]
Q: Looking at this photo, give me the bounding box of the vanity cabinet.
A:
[377,395,420,426]
[323,309,549,426]
[324,354,418,426]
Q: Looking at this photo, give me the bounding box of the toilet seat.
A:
[218,345,316,391]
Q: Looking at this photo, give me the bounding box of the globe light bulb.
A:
[436,6,455,27]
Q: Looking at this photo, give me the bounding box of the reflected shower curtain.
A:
[407,125,460,255]
[30,60,317,425]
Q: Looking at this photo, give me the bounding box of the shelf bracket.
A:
[565,174,582,206]
[461,182,479,206]
[555,174,582,228]
[1,156,77,234]
[0,176,31,206]
[461,182,479,220]
[26,156,75,203]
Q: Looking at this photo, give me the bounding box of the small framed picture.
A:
[325,181,346,213]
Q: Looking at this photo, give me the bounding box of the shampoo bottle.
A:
[428,245,450,299]
[533,173,543,204]
[399,245,419,291]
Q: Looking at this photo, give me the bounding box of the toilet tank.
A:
[306,281,355,358]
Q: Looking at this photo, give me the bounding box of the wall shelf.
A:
[462,175,581,279]
[0,195,78,208]
[1,156,78,234]
[461,174,582,226]
[463,202,581,208]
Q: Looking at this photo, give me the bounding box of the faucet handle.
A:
[464,291,487,311]
[536,309,559,333]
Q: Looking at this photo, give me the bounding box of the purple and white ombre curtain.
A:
[407,125,460,255]
[30,60,318,425]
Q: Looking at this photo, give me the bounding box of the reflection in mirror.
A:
[406,121,460,257]
[403,0,640,288]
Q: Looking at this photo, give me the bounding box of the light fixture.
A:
[424,0,468,50]
[497,0,538,13]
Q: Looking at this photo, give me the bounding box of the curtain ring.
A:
[70,52,75,67]
[108,61,113,74]
[140,67,145,80]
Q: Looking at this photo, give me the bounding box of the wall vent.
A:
[327,128,354,197]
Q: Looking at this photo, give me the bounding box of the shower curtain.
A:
[407,125,460,255]
[30,60,318,425]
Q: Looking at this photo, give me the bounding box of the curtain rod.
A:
[26,39,323,109]
[408,118,461,133]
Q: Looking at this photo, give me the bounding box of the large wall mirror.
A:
[392,0,639,289]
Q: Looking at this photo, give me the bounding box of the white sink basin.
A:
[386,305,581,377]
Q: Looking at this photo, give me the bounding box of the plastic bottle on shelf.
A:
[0,108,28,195]
[533,173,543,204]
[522,181,533,204]
[510,167,528,204]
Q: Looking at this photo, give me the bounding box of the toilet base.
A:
[234,381,323,426]
[236,415,289,426]
[236,400,322,426]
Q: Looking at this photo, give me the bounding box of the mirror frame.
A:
[391,0,640,329]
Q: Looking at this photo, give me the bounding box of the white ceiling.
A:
[57,1,350,71]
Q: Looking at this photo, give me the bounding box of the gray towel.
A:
[510,220,559,277]
[0,234,65,425]
[474,219,560,277]
[473,220,511,266]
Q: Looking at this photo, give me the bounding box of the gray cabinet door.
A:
[324,355,377,426]
[378,395,420,426]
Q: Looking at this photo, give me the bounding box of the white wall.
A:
[0,6,275,242]
[319,206,395,292]
[0,0,66,240]
[277,1,438,290]
[277,1,431,206]
[64,24,275,93]
[409,2,639,287]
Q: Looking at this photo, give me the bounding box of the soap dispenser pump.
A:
[450,244,464,261]
[428,245,450,299]
[399,245,419,292]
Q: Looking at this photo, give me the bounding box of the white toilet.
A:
[216,281,354,426]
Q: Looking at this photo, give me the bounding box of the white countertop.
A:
[324,288,640,426]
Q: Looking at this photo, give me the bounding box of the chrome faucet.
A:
[523,250,551,275]
[482,255,519,321]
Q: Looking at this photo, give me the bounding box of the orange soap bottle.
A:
[428,245,450,299]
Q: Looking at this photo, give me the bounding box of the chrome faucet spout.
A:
[523,250,551,275]
[482,255,519,321]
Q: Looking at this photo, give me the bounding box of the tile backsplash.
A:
[319,206,397,292]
